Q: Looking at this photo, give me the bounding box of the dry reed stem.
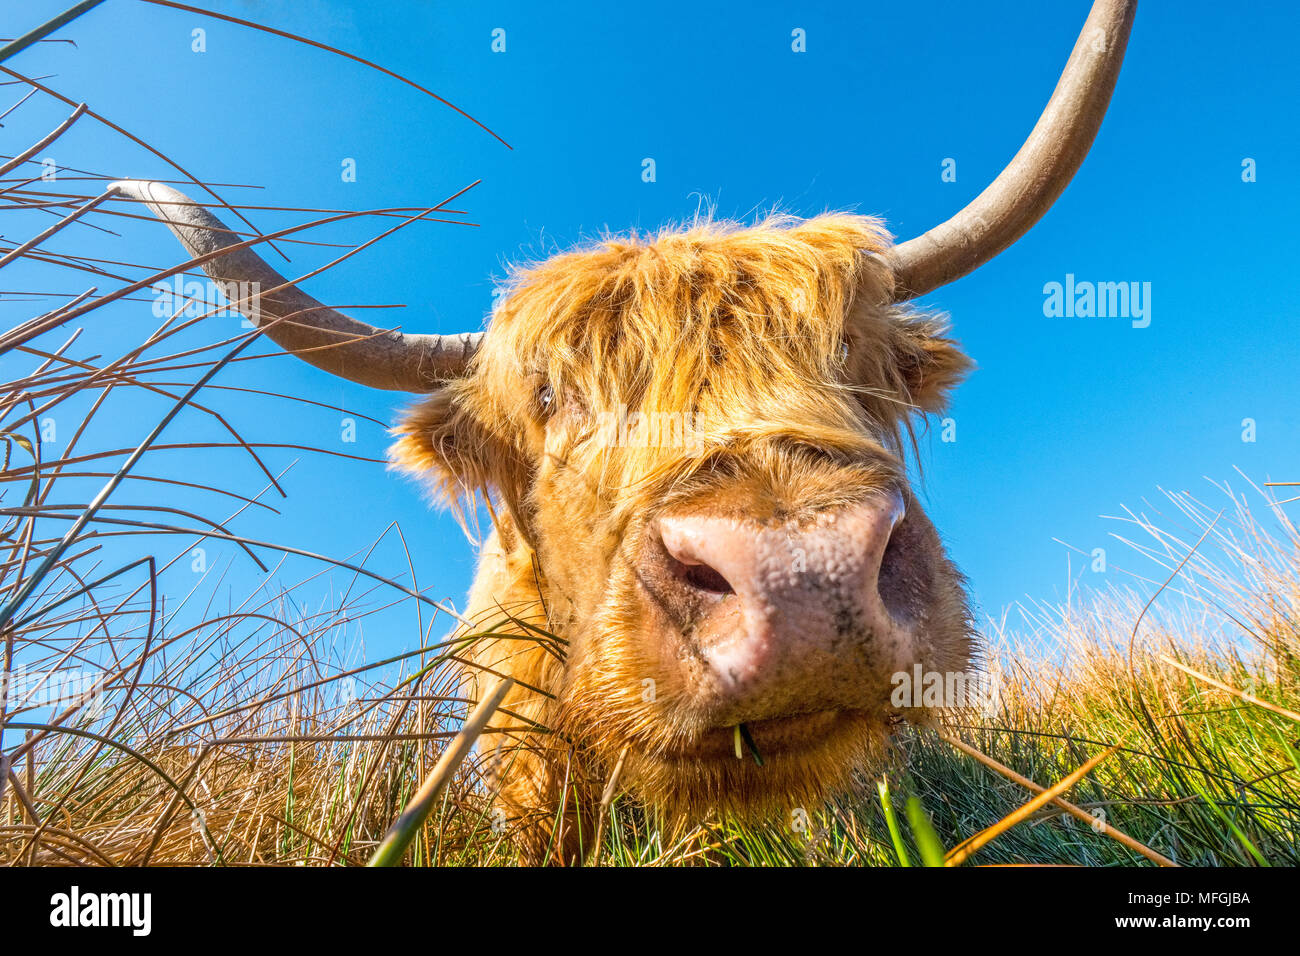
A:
[368,679,514,867]
[935,729,1176,866]
[1158,654,1300,724]
[944,746,1119,867]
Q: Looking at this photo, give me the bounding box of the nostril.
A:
[880,515,903,573]
[656,517,738,597]
[875,504,919,617]
[677,558,734,595]
[870,491,907,572]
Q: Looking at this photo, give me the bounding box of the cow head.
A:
[115,0,1135,822]
[390,214,975,813]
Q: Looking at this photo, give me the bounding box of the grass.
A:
[1,8,1297,867]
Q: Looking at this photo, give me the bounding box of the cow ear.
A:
[892,318,973,415]
[391,387,532,539]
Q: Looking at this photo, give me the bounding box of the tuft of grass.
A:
[0,63,504,866]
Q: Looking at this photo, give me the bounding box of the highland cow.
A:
[117,0,1135,864]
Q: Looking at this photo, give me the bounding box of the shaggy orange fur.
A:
[391,213,974,863]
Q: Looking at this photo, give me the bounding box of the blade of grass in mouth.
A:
[739,723,764,767]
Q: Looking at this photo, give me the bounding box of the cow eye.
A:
[536,383,555,415]
[839,340,850,363]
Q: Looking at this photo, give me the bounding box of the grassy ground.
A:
[2,505,1296,867]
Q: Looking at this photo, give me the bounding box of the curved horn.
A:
[111,180,480,391]
[891,0,1136,302]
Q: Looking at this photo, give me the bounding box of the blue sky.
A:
[6,0,1300,665]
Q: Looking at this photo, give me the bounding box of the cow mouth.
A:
[660,709,853,763]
